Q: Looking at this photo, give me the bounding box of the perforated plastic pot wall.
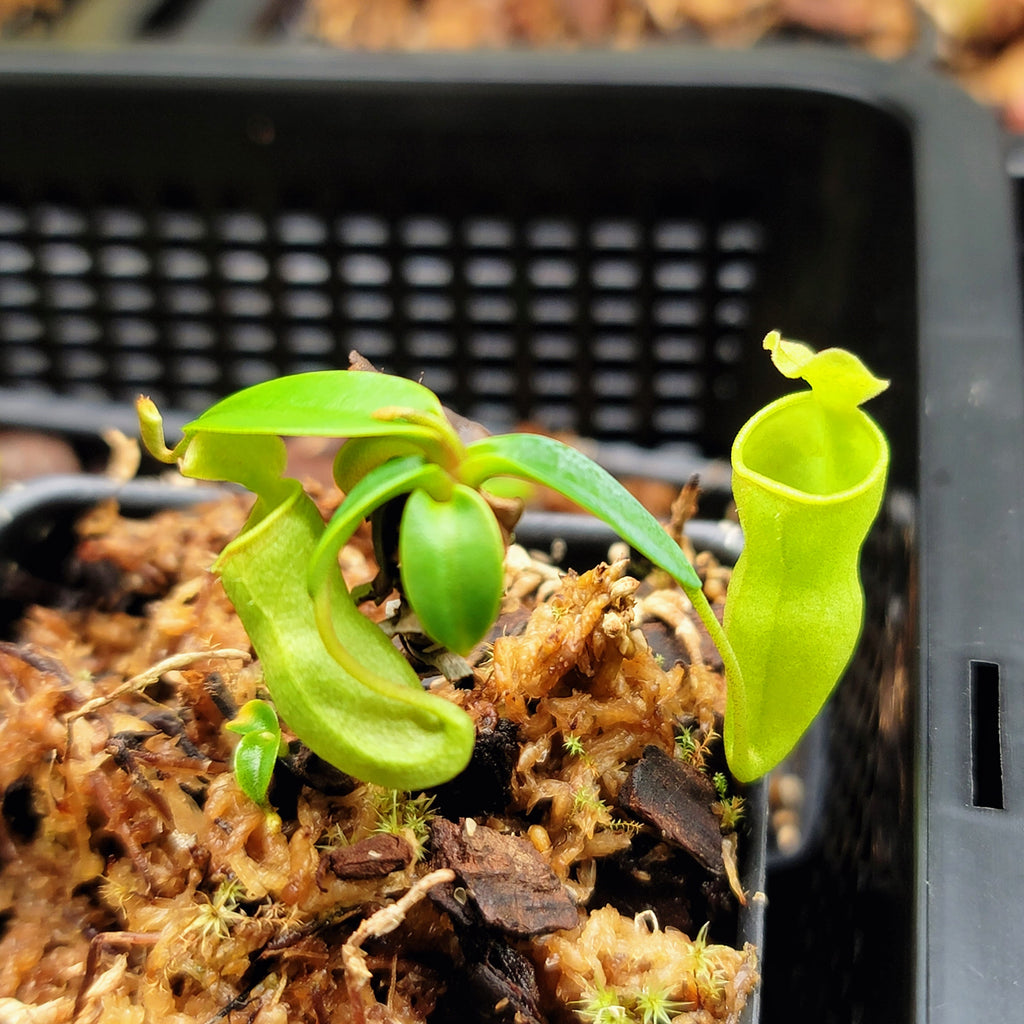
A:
[0,45,1022,1024]
[0,52,913,483]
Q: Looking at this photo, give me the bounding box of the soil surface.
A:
[0,488,758,1023]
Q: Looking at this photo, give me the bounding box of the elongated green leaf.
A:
[183,370,454,446]
[460,433,745,725]
[461,433,702,591]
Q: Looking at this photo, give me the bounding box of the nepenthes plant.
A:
[138,331,889,802]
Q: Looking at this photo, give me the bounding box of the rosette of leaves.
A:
[137,370,730,800]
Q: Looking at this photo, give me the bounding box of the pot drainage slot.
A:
[970,659,1005,810]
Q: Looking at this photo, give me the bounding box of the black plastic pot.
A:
[0,42,1022,1024]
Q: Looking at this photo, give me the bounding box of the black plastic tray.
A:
[0,43,1022,1024]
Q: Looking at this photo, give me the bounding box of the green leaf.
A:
[399,484,506,655]
[227,699,284,806]
[232,731,281,806]
[183,370,450,440]
[233,731,281,805]
[460,432,702,592]
[458,434,744,706]
[174,371,465,475]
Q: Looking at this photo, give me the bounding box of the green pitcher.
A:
[723,333,890,782]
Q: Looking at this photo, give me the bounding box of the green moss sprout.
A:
[576,984,686,1024]
[370,788,436,859]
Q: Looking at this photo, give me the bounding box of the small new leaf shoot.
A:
[712,772,729,800]
[635,989,686,1024]
[674,725,717,771]
[370,788,436,859]
[575,986,630,1024]
[226,699,287,807]
[714,796,746,833]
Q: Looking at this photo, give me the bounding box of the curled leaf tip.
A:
[136,395,179,464]
[762,330,815,378]
[763,330,889,409]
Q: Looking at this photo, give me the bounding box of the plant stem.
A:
[685,583,745,713]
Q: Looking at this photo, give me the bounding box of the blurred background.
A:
[6,0,1024,128]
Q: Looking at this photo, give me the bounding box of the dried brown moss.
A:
[0,493,756,1024]
[306,0,917,55]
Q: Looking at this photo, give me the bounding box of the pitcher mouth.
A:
[731,390,889,504]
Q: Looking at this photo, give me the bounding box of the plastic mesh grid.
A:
[0,198,762,445]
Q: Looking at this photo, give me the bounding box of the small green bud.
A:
[226,699,286,806]
[398,483,505,655]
